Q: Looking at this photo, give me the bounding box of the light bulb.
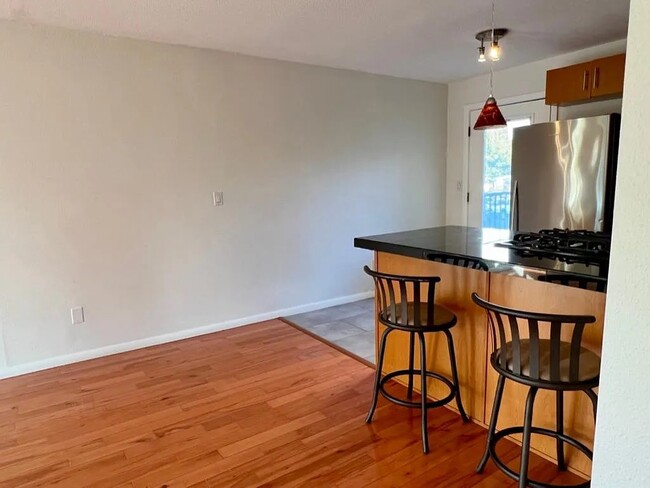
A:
[489,42,501,61]
[478,46,486,63]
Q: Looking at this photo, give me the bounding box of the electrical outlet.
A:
[213,191,224,206]
[71,306,85,325]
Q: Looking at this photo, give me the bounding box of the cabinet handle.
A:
[583,69,589,92]
[593,66,600,90]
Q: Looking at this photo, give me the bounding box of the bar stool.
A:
[363,265,469,454]
[472,293,600,488]
[425,252,490,271]
[538,273,607,293]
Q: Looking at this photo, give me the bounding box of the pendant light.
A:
[474,1,507,131]
[474,67,507,130]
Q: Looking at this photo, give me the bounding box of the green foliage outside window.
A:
[483,127,512,189]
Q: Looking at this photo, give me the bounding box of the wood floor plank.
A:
[0,319,584,487]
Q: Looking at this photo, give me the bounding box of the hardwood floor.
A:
[0,319,583,487]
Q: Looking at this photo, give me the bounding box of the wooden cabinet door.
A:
[545,61,592,105]
[591,53,626,99]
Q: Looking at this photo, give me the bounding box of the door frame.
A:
[460,91,557,227]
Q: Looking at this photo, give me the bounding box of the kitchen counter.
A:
[355,225,608,288]
[355,225,605,478]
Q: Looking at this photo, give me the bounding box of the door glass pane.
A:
[482,118,531,230]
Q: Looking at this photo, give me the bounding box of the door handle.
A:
[509,180,519,233]
[593,67,600,90]
[582,70,589,92]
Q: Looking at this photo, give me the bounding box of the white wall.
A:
[446,39,627,226]
[0,21,448,373]
[592,0,647,485]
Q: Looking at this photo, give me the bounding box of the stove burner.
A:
[496,229,610,266]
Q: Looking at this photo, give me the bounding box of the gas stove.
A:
[495,229,611,266]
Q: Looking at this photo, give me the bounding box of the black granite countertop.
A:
[354,226,608,290]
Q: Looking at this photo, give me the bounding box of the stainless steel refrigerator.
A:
[509,114,620,233]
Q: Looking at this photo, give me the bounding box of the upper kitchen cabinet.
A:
[545,53,626,106]
[591,53,626,99]
[545,61,594,105]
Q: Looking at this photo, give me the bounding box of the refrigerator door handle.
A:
[510,180,519,233]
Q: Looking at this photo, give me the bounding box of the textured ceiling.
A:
[0,0,631,83]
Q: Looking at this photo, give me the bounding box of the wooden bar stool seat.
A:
[387,302,457,330]
[498,339,601,383]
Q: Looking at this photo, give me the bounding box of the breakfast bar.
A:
[354,225,607,478]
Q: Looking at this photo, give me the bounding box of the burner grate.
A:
[497,228,610,265]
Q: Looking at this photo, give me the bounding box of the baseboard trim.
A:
[0,290,374,380]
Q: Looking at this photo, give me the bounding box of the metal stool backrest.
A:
[363,266,440,328]
[471,293,597,384]
[538,273,607,293]
[425,252,489,271]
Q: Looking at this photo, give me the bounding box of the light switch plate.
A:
[71,306,85,325]
[213,191,224,206]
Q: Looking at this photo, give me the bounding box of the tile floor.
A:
[284,298,375,363]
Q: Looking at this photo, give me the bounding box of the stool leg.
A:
[417,331,429,454]
[365,327,390,423]
[585,388,598,422]
[444,329,469,422]
[519,386,538,488]
[556,391,566,471]
[477,374,506,473]
[407,332,415,400]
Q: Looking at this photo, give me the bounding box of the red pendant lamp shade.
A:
[473,95,507,130]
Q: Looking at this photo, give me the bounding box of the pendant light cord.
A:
[491,1,495,45]
[489,1,495,96]
[489,60,494,96]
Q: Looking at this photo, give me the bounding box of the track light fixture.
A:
[475,28,507,63]
[475,0,507,63]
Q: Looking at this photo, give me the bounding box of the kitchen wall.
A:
[0,21,448,374]
[592,0,647,485]
[446,39,627,226]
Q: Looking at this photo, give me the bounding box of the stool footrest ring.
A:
[379,369,456,410]
[490,426,592,488]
